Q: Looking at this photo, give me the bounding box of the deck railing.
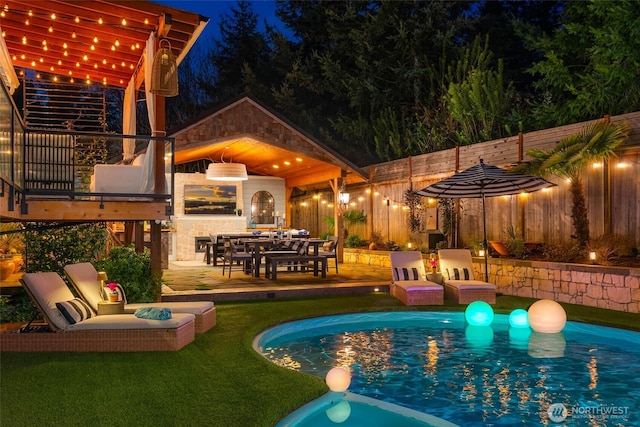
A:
[0,81,174,214]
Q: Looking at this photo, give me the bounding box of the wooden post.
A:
[367,166,374,239]
[149,81,166,279]
[134,221,145,253]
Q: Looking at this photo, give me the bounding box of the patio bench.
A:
[264,254,327,280]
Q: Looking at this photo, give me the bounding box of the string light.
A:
[3,6,176,88]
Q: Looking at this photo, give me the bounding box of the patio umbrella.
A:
[416,159,556,280]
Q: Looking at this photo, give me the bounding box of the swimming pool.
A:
[254,312,640,426]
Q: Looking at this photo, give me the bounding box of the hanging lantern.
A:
[150,39,178,97]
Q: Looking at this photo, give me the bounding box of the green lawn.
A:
[1,294,638,426]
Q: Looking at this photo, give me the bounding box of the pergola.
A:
[0,1,209,275]
[0,0,207,90]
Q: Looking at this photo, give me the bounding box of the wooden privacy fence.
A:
[289,112,640,248]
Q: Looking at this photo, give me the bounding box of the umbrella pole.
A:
[482,193,489,282]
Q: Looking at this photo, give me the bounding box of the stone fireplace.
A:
[170,173,285,261]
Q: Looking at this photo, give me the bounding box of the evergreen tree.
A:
[524,0,640,127]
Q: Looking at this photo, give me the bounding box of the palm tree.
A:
[514,119,630,247]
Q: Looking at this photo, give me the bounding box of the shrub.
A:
[542,241,585,263]
[369,231,384,247]
[344,234,368,248]
[95,246,162,303]
[589,233,635,262]
[24,222,107,275]
[0,292,39,323]
[504,226,526,259]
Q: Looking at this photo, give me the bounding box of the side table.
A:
[97,301,125,315]
[426,272,444,285]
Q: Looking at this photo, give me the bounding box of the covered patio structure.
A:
[170,95,369,262]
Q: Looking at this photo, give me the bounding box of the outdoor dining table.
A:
[242,239,295,278]
[242,238,328,277]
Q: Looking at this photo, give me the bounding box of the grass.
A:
[1,293,639,426]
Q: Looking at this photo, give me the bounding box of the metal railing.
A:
[1,81,174,214]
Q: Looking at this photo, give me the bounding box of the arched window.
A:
[251,191,275,225]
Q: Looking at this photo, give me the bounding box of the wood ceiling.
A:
[174,137,352,190]
[1,0,207,88]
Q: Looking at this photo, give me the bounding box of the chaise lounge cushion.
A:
[64,262,216,333]
[393,280,442,291]
[64,262,214,316]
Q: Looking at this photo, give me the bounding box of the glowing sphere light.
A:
[528,299,567,333]
[509,309,530,328]
[464,301,494,326]
[325,367,351,392]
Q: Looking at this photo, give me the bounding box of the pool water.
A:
[255,312,640,426]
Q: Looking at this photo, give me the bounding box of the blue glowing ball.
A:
[509,309,530,328]
[464,301,494,326]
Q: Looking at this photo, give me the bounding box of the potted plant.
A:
[0,223,25,278]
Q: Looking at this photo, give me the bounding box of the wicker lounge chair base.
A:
[391,281,444,306]
[0,322,195,352]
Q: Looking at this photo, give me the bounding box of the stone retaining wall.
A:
[344,249,640,313]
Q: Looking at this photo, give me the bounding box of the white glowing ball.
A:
[528,299,567,333]
[464,301,494,326]
[325,367,351,392]
[325,400,351,423]
[509,309,530,328]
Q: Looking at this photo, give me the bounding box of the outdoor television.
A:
[183,185,236,215]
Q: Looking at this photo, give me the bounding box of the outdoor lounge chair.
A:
[389,251,444,305]
[1,272,196,352]
[437,249,496,304]
[64,262,216,334]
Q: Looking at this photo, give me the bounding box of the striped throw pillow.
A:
[56,298,95,324]
[103,283,127,304]
[447,267,470,280]
[393,267,421,281]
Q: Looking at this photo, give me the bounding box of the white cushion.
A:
[91,164,143,194]
[66,313,195,331]
[394,280,442,291]
[22,272,77,330]
[64,262,104,311]
[445,280,496,290]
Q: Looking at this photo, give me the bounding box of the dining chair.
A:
[222,237,253,277]
[318,235,339,273]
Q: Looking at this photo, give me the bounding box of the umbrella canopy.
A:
[417,159,556,280]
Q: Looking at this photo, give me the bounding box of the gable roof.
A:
[170,95,369,189]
